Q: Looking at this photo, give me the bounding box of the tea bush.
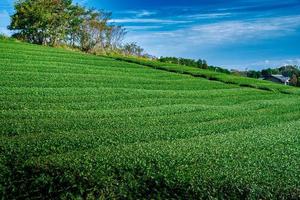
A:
[1,39,300,199]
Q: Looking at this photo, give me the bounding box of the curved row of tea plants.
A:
[1,39,300,199]
[110,55,300,95]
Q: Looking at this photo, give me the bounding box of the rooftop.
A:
[271,75,290,83]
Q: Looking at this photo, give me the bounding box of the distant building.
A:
[263,75,290,85]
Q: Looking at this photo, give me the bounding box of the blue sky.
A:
[1,0,300,69]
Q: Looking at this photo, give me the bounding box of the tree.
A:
[9,0,127,53]
[202,60,208,69]
[79,9,110,52]
[9,0,74,46]
[122,42,144,56]
[261,68,272,77]
[67,4,86,47]
[105,25,126,51]
[290,74,298,86]
[247,70,261,78]
[196,59,203,68]
[297,77,300,87]
[279,65,299,78]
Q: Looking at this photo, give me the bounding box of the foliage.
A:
[1,39,300,199]
[261,68,273,77]
[110,55,300,94]
[159,56,231,74]
[246,70,261,79]
[159,57,207,68]
[9,0,126,53]
[122,42,145,57]
[240,66,300,87]
[290,74,298,86]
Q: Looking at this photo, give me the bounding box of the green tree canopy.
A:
[9,0,126,52]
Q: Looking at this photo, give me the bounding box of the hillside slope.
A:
[110,55,300,94]
[1,39,300,199]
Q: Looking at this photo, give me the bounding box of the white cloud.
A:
[125,15,300,47]
[239,58,300,70]
[110,18,192,24]
[188,15,300,43]
[135,10,157,17]
[116,10,157,18]
[73,0,89,5]
[123,15,300,68]
[125,25,162,31]
[185,13,232,19]
[282,59,300,66]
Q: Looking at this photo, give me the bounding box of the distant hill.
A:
[236,65,300,87]
[1,39,300,199]
[110,55,300,94]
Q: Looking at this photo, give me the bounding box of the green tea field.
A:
[1,39,300,199]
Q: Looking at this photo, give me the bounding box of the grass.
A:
[109,55,300,95]
[1,39,300,199]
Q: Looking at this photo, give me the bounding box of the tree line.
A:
[8,0,147,56]
[6,0,299,85]
[158,57,231,74]
[6,0,254,77]
[237,65,300,86]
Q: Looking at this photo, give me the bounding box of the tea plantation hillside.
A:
[1,39,300,199]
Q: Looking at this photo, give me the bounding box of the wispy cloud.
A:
[115,10,157,18]
[125,25,162,31]
[1,0,299,69]
[122,10,157,17]
[110,18,192,24]
[124,14,300,68]
[128,15,300,46]
[188,15,300,43]
[73,0,89,5]
[211,1,300,14]
[185,13,232,19]
[136,10,156,17]
[237,58,300,70]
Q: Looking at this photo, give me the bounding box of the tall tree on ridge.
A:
[9,0,126,52]
[9,0,74,46]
